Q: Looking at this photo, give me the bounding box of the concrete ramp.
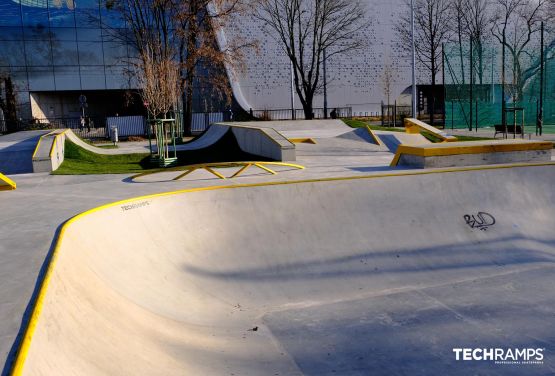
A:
[374,130,431,153]
[0,131,49,174]
[12,165,555,375]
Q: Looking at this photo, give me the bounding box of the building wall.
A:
[221,0,422,116]
[0,0,135,120]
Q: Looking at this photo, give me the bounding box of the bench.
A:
[494,124,525,138]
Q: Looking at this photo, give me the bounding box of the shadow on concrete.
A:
[0,135,43,175]
[182,235,555,282]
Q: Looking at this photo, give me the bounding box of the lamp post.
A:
[410,0,417,118]
[290,60,296,120]
[323,48,328,119]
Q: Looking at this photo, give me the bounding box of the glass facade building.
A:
[0,0,140,120]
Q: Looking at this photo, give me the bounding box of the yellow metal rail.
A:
[0,172,16,190]
[365,125,384,146]
[132,161,305,181]
[404,118,458,142]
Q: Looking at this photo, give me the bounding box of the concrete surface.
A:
[11,164,555,375]
[1,123,555,375]
[0,131,49,175]
[373,130,431,153]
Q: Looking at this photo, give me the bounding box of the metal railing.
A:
[249,107,352,121]
[131,161,306,181]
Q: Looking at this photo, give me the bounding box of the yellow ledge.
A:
[288,138,317,144]
[0,172,16,190]
[390,140,554,166]
[49,130,67,158]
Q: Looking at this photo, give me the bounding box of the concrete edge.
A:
[8,162,555,375]
[365,125,384,146]
[32,130,67,173]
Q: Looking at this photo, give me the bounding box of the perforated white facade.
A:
[220,0,419,115]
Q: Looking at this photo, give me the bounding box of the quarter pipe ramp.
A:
[11,164,555,375]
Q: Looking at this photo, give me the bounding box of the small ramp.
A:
[336,127,382,145]
[374,130,431,153]
[175,124,229,151]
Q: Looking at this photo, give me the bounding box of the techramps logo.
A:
[453,348,545,365]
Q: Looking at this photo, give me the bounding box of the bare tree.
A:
[491,0,548,102]
[256,0,368,120]
[135,45,181,119]
[461,0,491,84]
[107,0,252,135]
[381,58,396,123]
[449,0,467,84]
[175,0,253,134]
[397,0,451,125]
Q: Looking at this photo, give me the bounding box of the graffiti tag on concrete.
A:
[464,212,496,231]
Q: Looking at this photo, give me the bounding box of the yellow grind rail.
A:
[132,161,305,181]
[365,125,384,146]
[0,172,16,190]
[404,118,458,142]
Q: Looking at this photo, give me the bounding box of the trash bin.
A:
[110,126,118,143]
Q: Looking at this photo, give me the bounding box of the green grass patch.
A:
[454,135,494,141]
[53,139,151,175]
[342,119,405,132]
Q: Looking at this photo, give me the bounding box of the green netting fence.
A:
[444,25,555,134]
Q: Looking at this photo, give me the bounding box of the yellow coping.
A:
[404,118,458,142]
[288,138,317,144]
[131,161,306,181]
[0,172,16,190]
[48,130,67,158]
[390,140,554,166]
[32,130,66,160]
[365,125,383,146]
[8,160,555,375]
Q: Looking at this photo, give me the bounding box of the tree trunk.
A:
[302,102,313,120]
[4,77,18,132]
[184,68,194,136]
[183,2,199,136]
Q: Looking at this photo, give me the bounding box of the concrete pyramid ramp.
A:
[12,165,555,375]
[374,130,431,153]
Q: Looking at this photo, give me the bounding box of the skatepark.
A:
[1,119,554,375]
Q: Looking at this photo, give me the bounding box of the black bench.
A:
[494,124,523,138]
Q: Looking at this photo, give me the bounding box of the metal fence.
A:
[9,106,353,139]
[381,103,412,127]
[250,107,352,121]
[31,117,109,139]
[191,112,231,133]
